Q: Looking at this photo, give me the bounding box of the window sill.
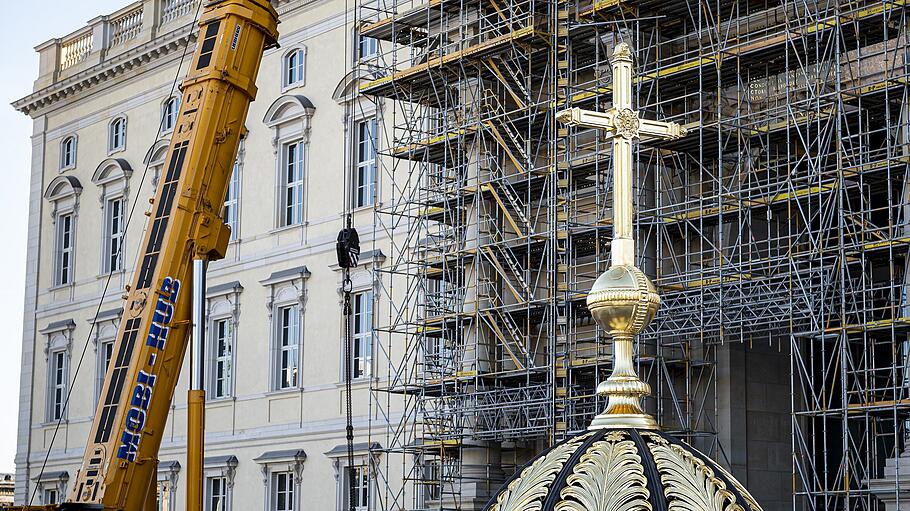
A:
[97,270,125,280]
[40,419,68,428]
[206,395,236,404]
[336,377,373,388]
[341,204,378,217]
[281,81,305,93]
[48,282,74,292]
[58,165,76,173]
[107,147,126,156]
[269,222,307,235]
[266,387,304,397]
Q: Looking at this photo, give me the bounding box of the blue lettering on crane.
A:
[116,277,181,461]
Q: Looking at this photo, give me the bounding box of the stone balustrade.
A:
[34,0,201,89]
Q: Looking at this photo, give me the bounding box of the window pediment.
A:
[92,158,133,186]
[263,95,315,128]
[144,139,171,166]
[332,69,373,104]
[44,176,83,202]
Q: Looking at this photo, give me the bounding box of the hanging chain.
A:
[342,270,356,511]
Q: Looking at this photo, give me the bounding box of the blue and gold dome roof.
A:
[485,427,763,511]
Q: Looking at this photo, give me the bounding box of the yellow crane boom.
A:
[16,1,278,509]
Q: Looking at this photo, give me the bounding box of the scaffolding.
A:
[359,0,910,508]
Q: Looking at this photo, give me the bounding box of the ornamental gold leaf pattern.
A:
[555,436,651,511]
[711,461,764,511]
[490,433,592,511]
[648,439,744,511]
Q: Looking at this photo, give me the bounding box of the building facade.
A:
[13,1,392,509]
[17,0,910,510]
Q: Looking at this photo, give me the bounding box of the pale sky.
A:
[0,0,132,474]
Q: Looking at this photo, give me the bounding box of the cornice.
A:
[12,23,198,118]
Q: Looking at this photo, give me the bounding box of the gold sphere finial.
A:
[587,264,660,430]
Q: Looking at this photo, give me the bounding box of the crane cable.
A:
[26,2,205,505]
[338,0,361,509]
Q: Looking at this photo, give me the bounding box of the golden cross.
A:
[556,42,686,268]
[555,43,689,430]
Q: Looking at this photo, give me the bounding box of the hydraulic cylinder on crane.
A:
[15,1,279,509]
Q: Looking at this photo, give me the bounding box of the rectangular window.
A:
[283,142,305,226]
[271,471,294,511]
[352,291,373,379]
[49,350,67,421]
[43,488,58,505]
[285,49,305,86]
[206,476,227,511]
[276,304,300,389]
[163,97,179,132]
[109,118,126,152]
[358,35,377,61]
[355,118,377,208]
[223,161,240,240]
[344,465,370,511]
[55,213,74,285]
[212,318,233,398]
[104,197,124,273]
[97,340,114,402]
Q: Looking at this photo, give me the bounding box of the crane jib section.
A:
[38,1,281,510]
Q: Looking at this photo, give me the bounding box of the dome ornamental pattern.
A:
[487,428,763,511]
[485,43,764,511]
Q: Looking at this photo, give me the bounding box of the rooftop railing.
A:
[35,0,201,89]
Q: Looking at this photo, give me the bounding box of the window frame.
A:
[203,455,237,511]
[43,488,59,505]
[351,291,374,380]
[275,303,301,390]
[283,47,307,89]
[281,140,306,227]
[262,269,309,393]
[205,475,228,511]
[223,158,241,241]
[347,464,370,511]
[48,349,68,422]
[108,116,127,154]
[162,96,180,133]
[59,135,77,170]
[270,471,295,511]
[102,195,125,274]
[331,455,376,511]
[353,118,378,208]
[357,33,378,63]
[54,212,75,287]
[211,317,234,399]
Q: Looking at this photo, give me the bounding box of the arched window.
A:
[108,116,127,153]
[93,159,133,274]
[59,135,77,170]
[262,95,315,228]
[44,176,83,287]
[162,96,180,132]
[283,48,306,88]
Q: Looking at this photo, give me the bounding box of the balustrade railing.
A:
[161,0,200,24]
[42,0,203,80]
[109,7,144,47]
[60,31,93,71]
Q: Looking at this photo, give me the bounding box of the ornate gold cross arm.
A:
[554,107,687,142]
